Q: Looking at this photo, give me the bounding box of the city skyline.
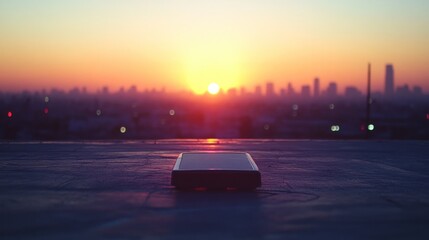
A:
[2,77,428,140]
[2,63,425,97]
[1,1,429,94]
[2,74,425,99]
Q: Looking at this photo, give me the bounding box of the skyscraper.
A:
[313,78,320,98]
[255,85,262,96]
[385,64,394,96]
[266,82,275,97]
[301,85,311,98]
[240,87,246,96]
[287,83,295,96]
[326,82,338,97]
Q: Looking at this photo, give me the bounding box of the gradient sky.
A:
[1,0,429,94]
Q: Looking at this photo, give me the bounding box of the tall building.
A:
[255,85,262,96]
[385,64,394,96]
[326,82,338,97]
[396,84,410,96]
[413,86,423,95]
[128,85,137,94]
[345,86,362,98]
[227,88,237,96]
[301,85,311,98]
[102,86,109,94]
[266,82,275,97]
[287,83,295,96]
[240,87,246,96]
[313,78,320,98]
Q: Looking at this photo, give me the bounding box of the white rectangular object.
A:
[171,152,261,190]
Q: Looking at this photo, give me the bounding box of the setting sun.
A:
[1,1,429,93]
[208,82,220,95]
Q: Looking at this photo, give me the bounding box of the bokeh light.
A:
[292,104,299,111]
[368,124,375,131]
[331,125,340,132]
[120,126,127,133]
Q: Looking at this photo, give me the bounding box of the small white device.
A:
[171,152,261,190]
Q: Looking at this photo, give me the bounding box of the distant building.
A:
[287,83,295,97]
[266,82,275,97]
[325,82,338,97]
[413,86,423,95]
[301,85,311,98]
[69,87,80,95]
[227,88,237,96]
[396,84,410,96]
[345,86,362,98]
[255,85,262,96]
[240,87,246,96]
[313,78,320,98]
[129,85,137,93]
[385,64,394,96]
[102,86,109,94]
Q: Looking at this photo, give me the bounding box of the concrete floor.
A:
[1,140,429,239]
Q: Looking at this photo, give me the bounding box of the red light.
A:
[427,114,429,120]
[7,111,12,118]
[44,108,49,114]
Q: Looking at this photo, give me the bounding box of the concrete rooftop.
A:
[1,140,429,239]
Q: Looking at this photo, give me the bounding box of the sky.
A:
[1,0,429,94]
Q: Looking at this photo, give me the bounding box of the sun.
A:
[207,82,220,95]
[183,41,245,95]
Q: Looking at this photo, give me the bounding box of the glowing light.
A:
[264,124,270,130]
[169,109,175,116]
[331,125,340,132]
[43,108,49,114]
[368,124,375,131]
[292,104,299,111]
[208,82,220,95]
[120,126,127,133]
[426,114,429,120]
[329,104,335,110]
[184,43,243,94]
[44,96,49,103]
[7,111,13,118]
[96,109,102,116]
[205,138,220,145]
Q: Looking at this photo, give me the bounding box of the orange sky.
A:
[1,0,429,94]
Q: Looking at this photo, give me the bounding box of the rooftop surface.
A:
[1,140,429,239]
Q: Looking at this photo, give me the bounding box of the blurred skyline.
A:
[1,0,429,94]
